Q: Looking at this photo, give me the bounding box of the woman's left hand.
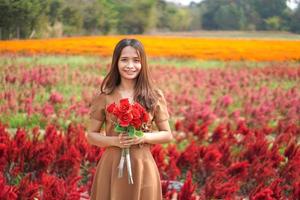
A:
[120,133,147,147]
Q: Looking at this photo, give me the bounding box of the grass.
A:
[0,54,106,66]
[2,54,299,70]
[156,30,300,40]
[0,113,45,129]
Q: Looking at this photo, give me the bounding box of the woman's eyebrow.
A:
[120,56,140,59]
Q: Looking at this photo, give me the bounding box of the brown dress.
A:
[89,89,169,200]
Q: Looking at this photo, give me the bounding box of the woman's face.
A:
[118,46,142,81]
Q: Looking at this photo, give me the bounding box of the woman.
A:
[86,38,173,200]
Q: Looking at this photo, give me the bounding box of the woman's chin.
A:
[121,73,138,80]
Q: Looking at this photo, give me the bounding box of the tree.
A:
[214,3,245,30]
[201,0,221,29]
[0,0,49,39]
[117,0,157,34]
[83,3,100,34]
[97,0,119,34]
[248,0,288,29]
[157,1,192,31]
[290,6,300,32]
[61,6,83,35]
[48,0,63,26]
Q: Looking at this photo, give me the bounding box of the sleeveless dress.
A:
[88,89,170,200]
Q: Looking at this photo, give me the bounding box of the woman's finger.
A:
[124,138,142,145]
[122,139,135,144]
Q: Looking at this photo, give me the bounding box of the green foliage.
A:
[114,124,126,133]
[1,0,300,39]
[1,113,45,129]
[128,126,135,137]
[157,1,192,31]
[97,0,119,34]
[200,0,293,31]
[0,0,49,39]
[265,16,283,30]
[61,6,83,34]
[48,0,63,26]
[83,4,100,33]
[114,124,145,138]
[290,6,300,33]
[213,3,244,30]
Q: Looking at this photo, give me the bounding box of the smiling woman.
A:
[86,38,173,200]
[118,46,142,81]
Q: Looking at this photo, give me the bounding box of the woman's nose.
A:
[126,60,134,68]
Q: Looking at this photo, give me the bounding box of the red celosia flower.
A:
[41,173,66,199]
[49,92,64,104]
[0,143,7,170]
[151,144,167,177]
[203,147,222,170]
[28,142,55,171]
[284,140,298,159]
[42,102,55,117]
[269,178,284,199]
[0,174,18,200]
[215,181,239,199]
[17,174,40,199]
[51,146,81,179]
[227,161,249,180]
[204,177,239,199]
[178,171,196,200]
[166,159,181,180]
[293,181,300,199]
[252,188,275,200]
[174,120,184,131]
[177,142,200,170]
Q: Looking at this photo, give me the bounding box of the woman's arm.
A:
[86,118,127,148]
[120,120,173,146]
[144,120,173,144]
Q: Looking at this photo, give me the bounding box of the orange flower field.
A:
[1,35,300,61]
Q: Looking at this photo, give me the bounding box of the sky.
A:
[165,0,298,10]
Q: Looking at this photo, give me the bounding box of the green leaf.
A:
[114,124,126,133]
[135,130,144,137]
[128,126,135,137]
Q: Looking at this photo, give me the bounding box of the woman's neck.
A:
[118,78,136,92]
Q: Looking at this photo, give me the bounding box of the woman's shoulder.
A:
[153,88,166,101]
[152,88,169,122]
[90,88,107,106]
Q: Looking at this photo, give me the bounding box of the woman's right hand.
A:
[114,133,131,148]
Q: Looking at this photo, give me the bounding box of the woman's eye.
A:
[134,59,140,62]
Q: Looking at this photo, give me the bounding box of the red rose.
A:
[119,112,133,127]
[142,111,149,123]
[131,107,141,119]
[112,106,120,117]
[130,118,142,129]
[133,102,145,113]
[119,98,130,113]
[107,103,116,113]
[132,102,149,123]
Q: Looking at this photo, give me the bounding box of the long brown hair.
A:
[101,38,158,112]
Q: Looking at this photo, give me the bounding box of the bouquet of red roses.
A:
[106,98,149,184]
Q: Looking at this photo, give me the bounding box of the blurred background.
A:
[0,0,300,39]
[1,1,300,199]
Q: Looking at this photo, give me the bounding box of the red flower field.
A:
[0,54,299,199]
